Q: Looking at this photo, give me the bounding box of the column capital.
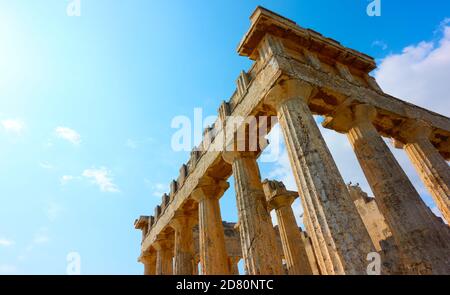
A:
[191,176,229,202]
[170,210,197,231]
[353,104,377,124]
[139,251,156,264]
[153,233,174,251]
[262,179,297,210]
[264,78,315,112]
[398,119,433,144]
[222,134,268,164]
[222,150,258,164]
[323,102,377,133]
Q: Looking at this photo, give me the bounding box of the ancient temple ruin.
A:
[134,7,450,275]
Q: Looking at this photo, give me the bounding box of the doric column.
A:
[170,211,197,275]
[193,255,200,275]
[263,180,314,275]
[153,234,174,275]
[191,176,230,275]
[228,256,240,275]
[324,103,450,274]
[265,79,375,275]
[222,151,284,275]
[397,120,450,224]
[302,210,327,274]
[300,231,320,275]
[140,252,156,275]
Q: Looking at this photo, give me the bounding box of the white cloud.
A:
[266,149,296,191]
[82,167,120,193]
[1,119,25,135]
[39,162,55,170]
[374,21,450,117]
[147,181,167,198]
[55,127,81,145]
[60,175,76,185]
[372,40,388,50]
[0,264,17,274]
[43,140,54,149]
[33,227,50,244]
[126,139,138,149]
[46,202,63,222]
[15,227,51,262]
[0,238,14,247]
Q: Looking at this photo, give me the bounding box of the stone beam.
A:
[141,44,282,253]
[237,7,450,159]
[273,43,450,159]
[138,6,450,275]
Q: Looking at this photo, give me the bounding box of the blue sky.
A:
[0,0,449,274]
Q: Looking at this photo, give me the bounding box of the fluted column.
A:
[223,151,284,275]
[300,231,320,275]
[193,255,200,275]
[153,234,174,275]
[303,210,327,274]
[191,177,230,275]
[228,256,240,275]
[398,120,450,224]
[265,79,375,275]
[140,252,156,275]
[263,180,314,275]
[326,103,450,274]
[171,211,197,275]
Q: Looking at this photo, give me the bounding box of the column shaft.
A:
[154,240,173,275]
[346,105,450,274]
[141,254,156,275]
[193,181,230,275]
[225,152,284,275]
[300,231,321,275]
[172,214,196,275]
[271,82,375,274]
[228,256,240,275]
[403,134,450,224]
[276,205,314,274]
[303,209,327,274]
[262,180,314,275]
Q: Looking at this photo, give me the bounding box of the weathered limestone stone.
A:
[161,194,170,212]
[140,252,156,275]
[325,103,450,274]
[191,176,230,275]
[299,231,320,275]
[222,151,284,275]
[134,216,150,243]
[397,120,450,224]
[153,234,174,275]
[265,79,376,275]
[228,256,240,275]
[170,180,178,202]
[347,184,402,274]
[379,236,402,275]
[193,255,200,275]
[170,211,197,275]
[190,222,242,274]
[136,7,450,276]
[191,222,242,260]
[348,184,392,252]
[302,210,327,274]
[262,179,314,275]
